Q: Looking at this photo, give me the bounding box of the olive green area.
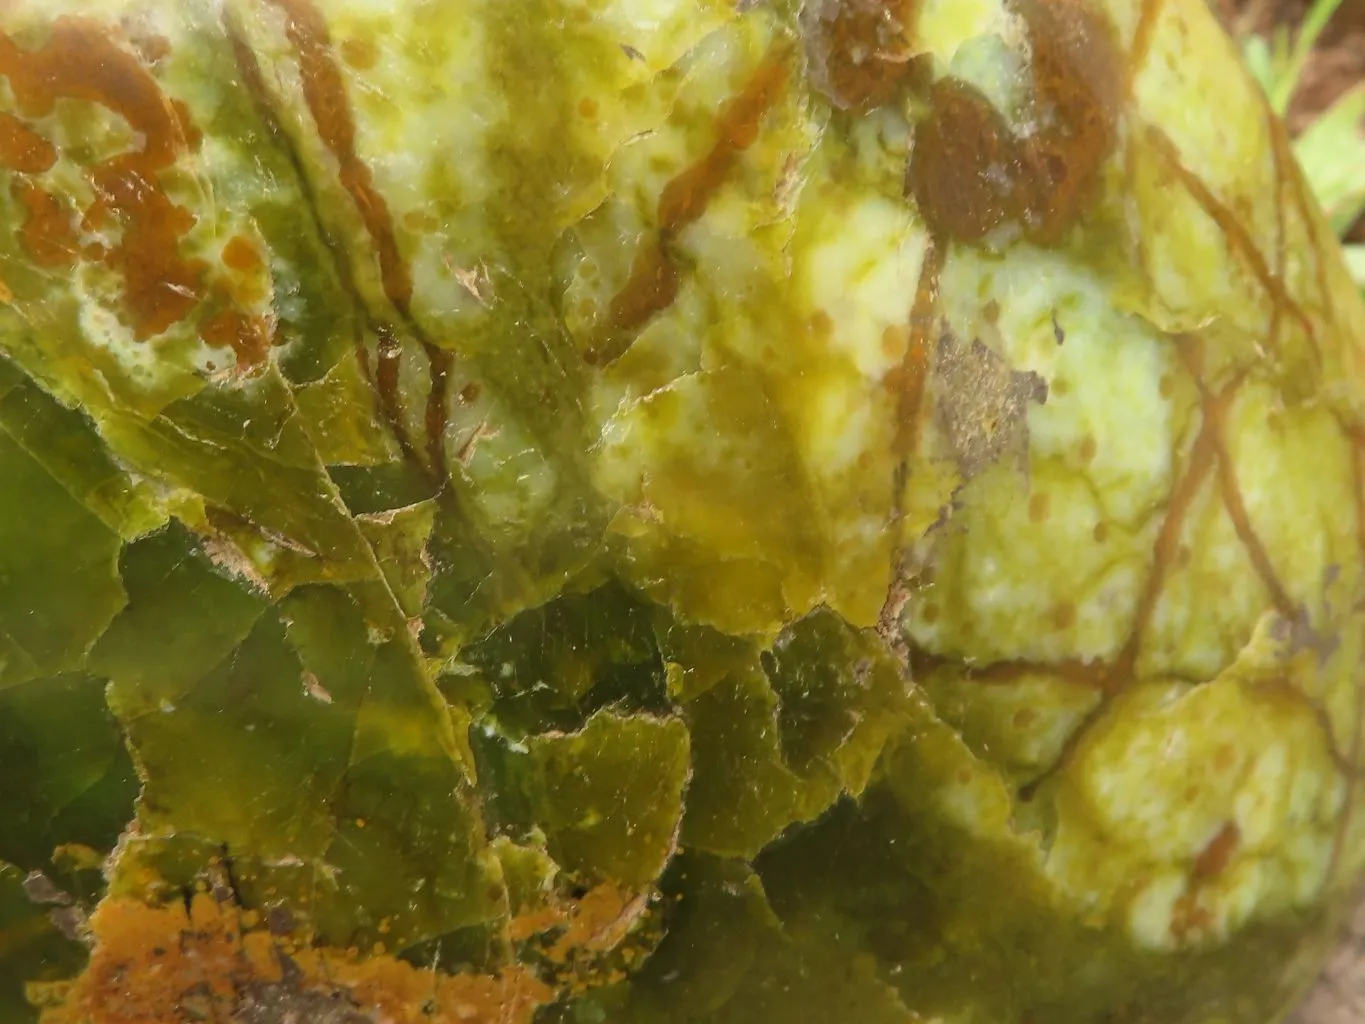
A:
[0,2,1360,1023]
[0,864,87,1024]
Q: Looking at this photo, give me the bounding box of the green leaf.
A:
[1270,0,1347,114]
[1345,244,1365,288]
[1293,83,1365,235]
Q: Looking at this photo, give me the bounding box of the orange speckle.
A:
[40,892,552,1024]
[1028,491,1051,523]
[1052,601,1076,630]
[355,818,366,828]
[0,18,209,337]
[1092,521,1109,543]
[340,35,379,70]
[881,322,909,358]
[201,309,273,369]
[1193,822,1240,879]
[1079,435,1097,462]
[221,235,262,274]
[578,96,599,119]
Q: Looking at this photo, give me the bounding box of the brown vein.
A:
[1145,124,1315,350]
[1112,347,1232,678]
[1267,89,1338,346]
[889,240,943,461]
[1128,0,1165,94]
[593,48,790,365]
[242,0,461,483]
[265,0,413,314]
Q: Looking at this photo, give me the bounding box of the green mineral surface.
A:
[1,0,1364,1022]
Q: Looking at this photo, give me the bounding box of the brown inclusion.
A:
[261,0,460,481]
[595,50,791,365]
[15,182,79,269]
[803,0,922,113]
[0,19,207,339]
[907,0,1122,246]
[976,337,1336,803]
[265,0,414,316]
[0,110,55,172]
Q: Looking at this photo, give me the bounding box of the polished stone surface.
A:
[1,1,1364,1021]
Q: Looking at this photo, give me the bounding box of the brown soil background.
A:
[1208,3,1365,1020]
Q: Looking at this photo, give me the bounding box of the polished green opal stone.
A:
[1,1,1364,1022]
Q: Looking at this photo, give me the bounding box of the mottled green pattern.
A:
[1,1,1364,1022]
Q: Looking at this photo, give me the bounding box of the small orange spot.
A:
[340,35,379,70]
[221,235,262,274]
[1092,521,1109,543]
[1028,491,1051,523]
[1013,708,1037,728]
[1192,822,1240,879]
[983,299,1000,324]
[355,818,366,828]
[458,381,482,404]
[1159,373,1175,398]
[1052,601,1076,630]
[1079,435,1098,462]
[956,767,973,783]
[577,96,599,119]
[881,322,909,358]
[201,309,273,369]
